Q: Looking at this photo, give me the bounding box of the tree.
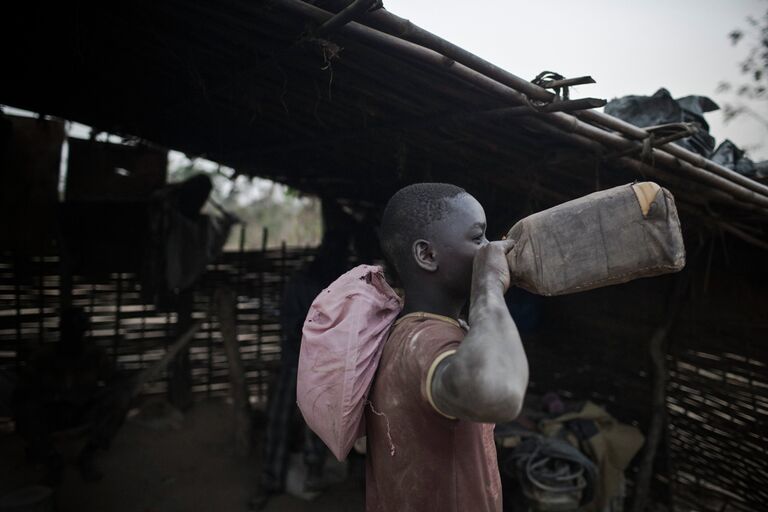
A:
[168,159,322,250]
[717,6,768,130]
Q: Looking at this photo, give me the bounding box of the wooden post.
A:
[631,274,690,512]
[59,252,73,312]
[113,271,123,369]
[168,288,194,410]
[131,321,202,395]
[109,321,202,423]
[206,294,215,397]
[13,253,22,370]
[257,227,268,401]
[215,287,252,456]
[37,256,44,345]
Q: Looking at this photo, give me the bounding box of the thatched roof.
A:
[4,0,768,245]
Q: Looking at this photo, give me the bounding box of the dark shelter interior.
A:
[2,1,768,511]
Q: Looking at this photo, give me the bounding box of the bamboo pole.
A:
[517,119,768,250]
[360,6,768,199]
[312,0,380,38]
[616,156,766,214]
[542,111,768,209]
[360,7,556,102]
[266,0,768,214]
[74,0,768,217]
[578,110,768,197]
[518,115,768,216]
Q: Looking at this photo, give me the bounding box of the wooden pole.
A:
[358,6,768,199]
[265,0,768,211]
[579,109,768,198]
[676,203,768,252]
[543,112,768,210]
[516,115,768,227]
[630,274,690,512]
[113,271,123,369]
[37,256,44,345]
[131,321,202,395]
[312,0,380,38]
[206,294,215,397]
[258,227,268,401]
[214,287,252,456]
[168,288,194,410]
[13,253,22,370]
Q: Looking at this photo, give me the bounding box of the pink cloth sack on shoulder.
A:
[297,264,402,461]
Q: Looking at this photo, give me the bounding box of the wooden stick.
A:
[313,0,380,38]
[213,288,251,457]
[265,0,768,214]
[631,275,690,512]
[615,156,767,214]
[539,76,596,89]
[168,289,194,410]
[578,109,768,198]
[215,287,252,456]
[131,321,202,395]
[676,204,768,252]
[544,113,768,210]
[519,115,768,217]
[359,7,768,199]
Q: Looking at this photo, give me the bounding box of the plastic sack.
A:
[297,265,402,461]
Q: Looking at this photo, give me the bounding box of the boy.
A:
[366,183,529,511]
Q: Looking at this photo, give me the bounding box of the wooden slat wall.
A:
[2,239,767,511]
[665,310,768,511]
[0,246,316,404]
[523,241,768,512]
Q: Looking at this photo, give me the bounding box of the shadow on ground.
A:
[0,398,364,512]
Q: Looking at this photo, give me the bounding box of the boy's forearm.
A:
[435,283,529,422]
[464,284,528,401]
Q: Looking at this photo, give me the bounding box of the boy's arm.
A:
[430,239,529,423]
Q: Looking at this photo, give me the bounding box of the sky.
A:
[384,0,768,160]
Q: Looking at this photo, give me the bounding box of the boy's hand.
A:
[433,237,527,423]
[472,239,515,294]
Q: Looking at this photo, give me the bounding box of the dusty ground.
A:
[0,398,364,512]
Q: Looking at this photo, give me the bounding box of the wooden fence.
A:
[0,245,316,405]
[2,241,767,511]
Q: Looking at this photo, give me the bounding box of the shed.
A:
[2,1,767,511]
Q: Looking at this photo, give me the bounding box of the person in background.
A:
[249,200,354,511]
[12,306,118,483]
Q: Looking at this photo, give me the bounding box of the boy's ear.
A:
[412,239,438,272]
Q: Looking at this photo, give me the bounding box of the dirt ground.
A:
[0,398,364,512]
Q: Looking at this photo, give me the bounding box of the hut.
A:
[1,1,767,511]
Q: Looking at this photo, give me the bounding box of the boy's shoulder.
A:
[391,312,467,338]
[383,313,466,367]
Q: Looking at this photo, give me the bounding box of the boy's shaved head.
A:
[380,183,467,273]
